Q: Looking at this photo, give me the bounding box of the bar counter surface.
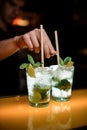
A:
[0,88,87,130]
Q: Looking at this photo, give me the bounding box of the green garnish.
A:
[30,91,41,103]
[19,54,42,69]
[34,84,50,100]
[54,79,71,91]
[59,56,74,67]
[19,54,42,77]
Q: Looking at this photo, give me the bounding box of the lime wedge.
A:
[28,64,35,77]
[30,91,41,103]
[66,61,74,67]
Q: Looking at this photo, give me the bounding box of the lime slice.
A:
[66,61,74,67]
[28,64,35,77]
[30,91,41,103]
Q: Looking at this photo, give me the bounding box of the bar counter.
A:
[0,88,87,130]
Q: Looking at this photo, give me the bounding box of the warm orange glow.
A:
[78,48,87,56]
[0,89,87,130]
[12,18,29,26]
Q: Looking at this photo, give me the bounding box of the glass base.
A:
[53,96,71,102]
[29,101,49,107]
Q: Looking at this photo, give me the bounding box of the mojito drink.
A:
[52,65,74,101]
[26,67,52,107]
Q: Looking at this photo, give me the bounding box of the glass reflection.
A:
[27,101,72,130]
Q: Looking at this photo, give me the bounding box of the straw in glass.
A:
[40,24,44,67]
[54,30,60,65]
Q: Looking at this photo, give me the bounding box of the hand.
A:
[16,28,56,58]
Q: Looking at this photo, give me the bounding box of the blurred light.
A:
[78,48,87,56]
[12,17,29,26]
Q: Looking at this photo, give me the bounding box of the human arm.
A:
[0,28,56,61]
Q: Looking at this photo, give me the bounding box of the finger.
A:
[42,29,56,56]
[23,33,34,51]
[44,44,51,58]
[29,30,40,53]
[48,44,56,56]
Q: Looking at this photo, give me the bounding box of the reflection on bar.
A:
[0,89,87,130]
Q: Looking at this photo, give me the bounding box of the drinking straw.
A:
[40,24,44,67]
[54,30,60,65]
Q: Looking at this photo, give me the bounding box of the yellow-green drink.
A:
[26,67,52,107]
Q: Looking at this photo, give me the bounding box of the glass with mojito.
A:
[19,54,52,107]
[26,66,52,107]
[52,57,74,101]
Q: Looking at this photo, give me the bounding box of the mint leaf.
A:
[19,54,42,70]
[58,79,71,91]
[59,57,64,66]
[59,56,74,66]
[64,57,72,65]
[33,62,42,68]
[27,54,35,66]
[19,63,28,69]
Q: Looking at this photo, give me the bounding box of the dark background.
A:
[1,0,86,96]
[22,0,87,89]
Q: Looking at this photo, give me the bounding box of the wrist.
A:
[15,35,24,49]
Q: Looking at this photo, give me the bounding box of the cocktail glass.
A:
[51,65,74,101]
[26,67,52,107]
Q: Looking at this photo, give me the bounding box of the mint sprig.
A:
[19,63,28,69]
[59,56,74,66]
[19,54,42,69]
[27,54,35,66]
[54,79,71,91]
